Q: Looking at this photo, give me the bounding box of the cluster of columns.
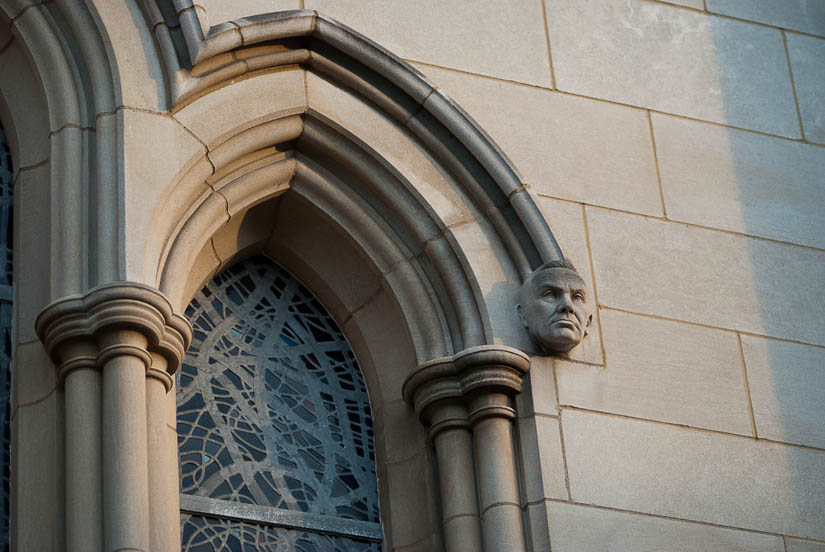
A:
[35,283,192,552]
[402,344,530,552]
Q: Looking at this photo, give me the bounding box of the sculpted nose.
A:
[558,293,574,313]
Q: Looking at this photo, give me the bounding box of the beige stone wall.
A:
[2,0,823,550]
[185,0,825,550]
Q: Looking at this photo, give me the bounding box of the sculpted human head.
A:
[517,259,592,354]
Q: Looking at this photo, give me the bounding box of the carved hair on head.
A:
[532,258,579,274]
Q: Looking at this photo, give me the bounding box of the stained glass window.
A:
[177,256,381,551]
[0,123,13,552]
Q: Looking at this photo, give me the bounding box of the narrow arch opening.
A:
[177,254,382,551]
[0,121,13,552]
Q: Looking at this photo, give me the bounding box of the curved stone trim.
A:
[35,281,193,384]
[149,3,563,271]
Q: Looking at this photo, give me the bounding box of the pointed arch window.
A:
[176,255,381,551]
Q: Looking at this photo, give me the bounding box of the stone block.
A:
[0,40,49,167]
[121,109,206,282]
[199,0,300,26]
[653,113,825,248]
[516,356,558,417]
[742,335,825,449]
[786,33,825,145]
[447,220,526,349]
[518,414,568,503]
[545,0,800,137]
[92,0,166,110]
[12,393,63,551]
[659,0,704,8]
[558,309,752,434]
[562,409,825,539]
[12,340,55,410]
[524,502,551,552]
[174,68,306,147]
[416,64,662,215]
[586,207,825,347]
[547,501,784,551]
[385,452,440,547]
[787,540,825,552]
[379,399,427,465]
[707,0,825,37]
[343,285,416,404]
[534,196,603,364]
[15,164,50,343]
[306,0,552,87]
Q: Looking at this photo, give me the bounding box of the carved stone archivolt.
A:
[36,282,193,388]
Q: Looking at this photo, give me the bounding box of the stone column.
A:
[36,283,192,552]
[403,345,529,552]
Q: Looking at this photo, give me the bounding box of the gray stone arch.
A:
[5,1,569,550]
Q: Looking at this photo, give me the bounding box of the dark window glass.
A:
[178,256,380,551]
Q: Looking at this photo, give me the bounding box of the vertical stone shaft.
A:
[428,401,483,552]
[61,340,103,552]
[147,354,179,552]
[403,345,530,552]
[469,393,526,552]
[36,283,193,552]
[100,330,151,552]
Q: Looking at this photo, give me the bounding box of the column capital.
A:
[402,345,530,416]
[35,282,193,387]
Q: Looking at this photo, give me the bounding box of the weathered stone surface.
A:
[305,72,476,228]
[12,394,63,552]
[545,0,800,137]
[558,309,752,435]
[121,109,205,282]
[587,207,825,347]
[707,0,825,37]
[307,0,552,87]
[563,409,825,539]
[174,68,306,147]
[742,335,825,449]
[0,40,49,167]
[93,0,166,110]
[385,452,440,547]
[653,113,825,248]
[518,415,567,503]
[534,197,603,364]
[659,0,704,8]
[15,164,50,343]
[786,33,825,145]
[199,0,300,26]
[12,341,55,410]
[547,501,785,552]
[416,64,662,215]
[787,540,825,552]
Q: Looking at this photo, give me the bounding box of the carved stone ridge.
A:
[402,344,530,418]
[35,282,193,389]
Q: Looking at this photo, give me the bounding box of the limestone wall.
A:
[238,1,825,550]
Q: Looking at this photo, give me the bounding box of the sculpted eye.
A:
[573,292,585,302]
[541,290,555,298]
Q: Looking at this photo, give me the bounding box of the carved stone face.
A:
[518,265,592,354]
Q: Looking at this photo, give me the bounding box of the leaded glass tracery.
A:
[0,123,13,552]
[177,256,380,551]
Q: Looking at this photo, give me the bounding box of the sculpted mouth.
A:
[550,319,578,330]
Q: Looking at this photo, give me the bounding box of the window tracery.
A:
[177,256,381,551]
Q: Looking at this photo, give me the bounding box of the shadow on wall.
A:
[706,9,825,537]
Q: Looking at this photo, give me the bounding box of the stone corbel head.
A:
[517,259,592,355]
